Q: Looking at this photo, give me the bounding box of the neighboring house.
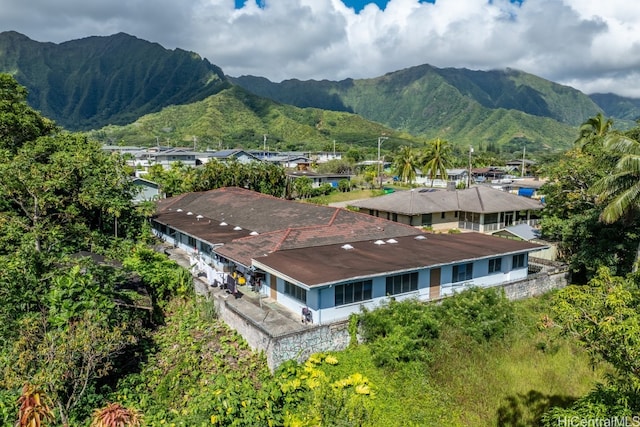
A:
[501,178,547,200]
[287,171,352,188]
[131,177,161,202]
[349,186,544,233]
[150,187,546,325]
[207,149,262,164]
[266,154,312,169]
[414,168,468,188]
[311,151,343,164]
[152,147,199,169]
[492,223,557,261]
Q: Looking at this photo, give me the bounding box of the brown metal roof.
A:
[349,186,544,215]
[253,232,546,287]
[156,187,422,265]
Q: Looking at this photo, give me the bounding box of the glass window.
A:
[488,258,502,274]
[335,280,373,306]
[284,281,307,304]
[421,213,432,226]
[512,254,526,269]
[452,263,473,282]
[385,272,418,296]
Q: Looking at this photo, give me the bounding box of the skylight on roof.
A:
[233,226,242,231]
[219,222,228,226]
[341,244,354,250]
[187,211,193,215]
[414,235,427,240]
[386,239,398,244]
[250,231,259,236]
[196,214,204,219]
[176,208,183,212]
[374,240,386,245]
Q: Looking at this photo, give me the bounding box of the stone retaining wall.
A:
[209,259,569,371]
[210,293,351,371]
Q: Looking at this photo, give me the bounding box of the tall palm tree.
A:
[393,146,418,185]
[591,132,640,271]
[575,112,613,151]
[421,138,452,188]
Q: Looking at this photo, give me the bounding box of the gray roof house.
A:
[349,186,544,233]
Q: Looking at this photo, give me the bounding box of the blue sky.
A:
[235,1,433,13]
[2,0,640,97]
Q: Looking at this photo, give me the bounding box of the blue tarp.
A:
[518,188,535,198]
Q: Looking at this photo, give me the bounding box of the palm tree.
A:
[591,132,640,271]
[575,112,613,151]
[421,138,452,188]
[393,146,418,185]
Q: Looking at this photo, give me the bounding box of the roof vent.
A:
[414,235,427,240]
[233,226,242,231]
[374,240,386,245]
[176,208,183,212]
[219,222,228,226]
[250,231,259,236]
[341,244,354,250]
[386,238,398,244]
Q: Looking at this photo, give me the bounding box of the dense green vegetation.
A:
[3,69,640,426]
[0,31,228,131]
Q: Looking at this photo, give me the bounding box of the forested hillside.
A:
[0,31,229,130]
[3,31,640,154]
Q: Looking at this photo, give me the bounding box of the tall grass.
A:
[320,294,606,426]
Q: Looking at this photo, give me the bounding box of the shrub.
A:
[359,299,440,368]
[436,287,514,342]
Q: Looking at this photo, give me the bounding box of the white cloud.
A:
[1,0,640,96]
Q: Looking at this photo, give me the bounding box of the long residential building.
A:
[150,187,546,325]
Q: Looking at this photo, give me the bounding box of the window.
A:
[441,212,445,219]
[488,258,502,274]
[335,280,373,306]
[421,213,432,226]
[284,281,307,304]
[392,213,398,222]
[452,263,473,282]
[386,272,418,296]
[512,254,526,269]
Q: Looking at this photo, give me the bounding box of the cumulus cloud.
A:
[1,0,640,96]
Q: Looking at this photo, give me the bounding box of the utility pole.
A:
[263,134,267,157]
[521,145,526,177]
[377,136,388,188]
[467,146,474,188]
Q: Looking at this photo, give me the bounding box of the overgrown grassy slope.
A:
[114,293,603,426]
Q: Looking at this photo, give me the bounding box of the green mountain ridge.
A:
[2,31,640,153]
[0,31,229,130]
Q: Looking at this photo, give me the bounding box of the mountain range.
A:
[2,31,639,155]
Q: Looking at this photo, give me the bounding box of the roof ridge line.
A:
[475,186,485,212]
[327,207,340,226]
[273,228,292,252]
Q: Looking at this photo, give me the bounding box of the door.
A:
[429,268,441,300]
[269,274,277,300]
